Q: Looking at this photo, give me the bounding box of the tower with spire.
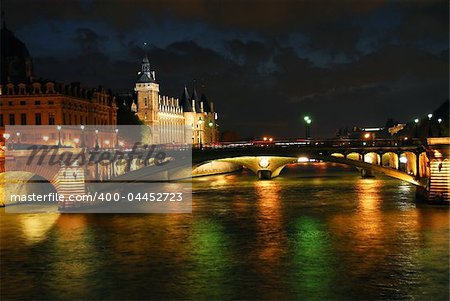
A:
[132,46,218,145]
[134,43,161,142]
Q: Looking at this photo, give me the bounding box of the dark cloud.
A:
[73,27,106,53]
[3,0,448,138]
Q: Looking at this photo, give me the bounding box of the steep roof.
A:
[190,84,201,112]
[180,85,193,112]
[200,93,211,112]
[136,55,156,83]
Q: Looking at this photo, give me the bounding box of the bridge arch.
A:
[1,171,58,206]
[399,151,417,175]
[346,152,362,161]
[364,152,381,165]
[381,152,399,169]
[331,153,345,158]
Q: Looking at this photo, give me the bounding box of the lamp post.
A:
[304,116,312,139]
[438,118,442,137]
[427,113,433,137]
[80,125,85,148]
[115,128,119,148]
[198,117,203,149]
[208,121,214,145]
[16,132,21,146]
[95,129,99,148]
[57,125,62,147]
[414,118,419,138]
[3,133,10,150]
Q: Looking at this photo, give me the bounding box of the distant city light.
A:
[438,118,442,123]
[428,113,433,119]
[269,138,273,142]
[414,118,419,124]
[263,137,268,141]
[297,157,309,162]
[362,127,382,131]
[364,133,370,139]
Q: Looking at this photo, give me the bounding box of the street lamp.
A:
[428,113,433,137]
[304,116,312,139]
[16,132,21,145]
[414,118,419,138]
[208,121,214,145]
[115,128,119,148]
[3,133,10,150]
[57,125,62,147]
[438,118,443,137]
[80,125,85,147]
[198,117,203,149]
[95,129,99,148]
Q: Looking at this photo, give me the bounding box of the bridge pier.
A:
[360,168,375,178]
[257,170,272,180]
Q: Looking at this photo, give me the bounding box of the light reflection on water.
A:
[1,163,449,300]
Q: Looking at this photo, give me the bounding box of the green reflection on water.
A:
[292,216,333,300]
[187,218,230,299]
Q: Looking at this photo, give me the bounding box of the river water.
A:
[1,163,449,300]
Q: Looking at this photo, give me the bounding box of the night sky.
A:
[3,0,449,138]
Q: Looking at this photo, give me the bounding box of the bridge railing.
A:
[202,138,424,149]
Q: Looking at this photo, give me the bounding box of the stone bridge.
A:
[1,138,448,206]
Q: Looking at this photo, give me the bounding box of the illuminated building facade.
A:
[0,23,117,148]
[133,55,218,145]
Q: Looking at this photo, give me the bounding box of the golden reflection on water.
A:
[328,178,425,280]
[254,180,284,262]
[252,179,287,297]
[18,213,60,245]
[45,214,96,299]
[356,178,383,237]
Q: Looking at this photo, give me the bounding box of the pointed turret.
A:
[180,85,193,112]
[191,81,201,112]
[137,43,156,83]
[200,93,211,112]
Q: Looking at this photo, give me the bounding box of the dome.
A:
[1,25,34,84]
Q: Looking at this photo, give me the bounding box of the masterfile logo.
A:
[4,125,193,213]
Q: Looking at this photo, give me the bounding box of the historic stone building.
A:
[132,55,218,145]
[0,22,117,148]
